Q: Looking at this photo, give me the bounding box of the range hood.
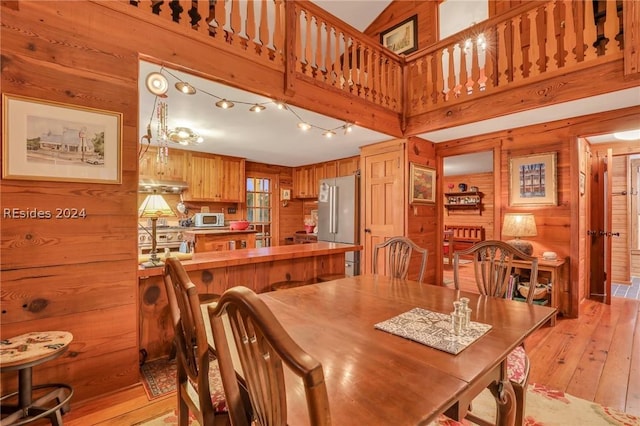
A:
[139,178,189,194]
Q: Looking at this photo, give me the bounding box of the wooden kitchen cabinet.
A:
[139,145,185,181]
[218,156,245,201]
[293,156,359,199]
[183,230,256,253]
[336,156,359,176]
[324,156,360,180]
[324,161,338,179]
[293,165,316,198]
[183,152,245,202]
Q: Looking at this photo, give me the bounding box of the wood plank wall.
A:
[611,156,630,284]
[443,172,495,239]
[406,137,438,284]
[1,2,141,401]
[434,105,640,318]
[364,1,438,49]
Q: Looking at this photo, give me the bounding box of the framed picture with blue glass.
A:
[509,152,557,206]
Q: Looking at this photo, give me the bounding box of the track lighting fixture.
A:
[145,72,169,96]
[215,99,234,109]
[145,67,358,142]
[175,81,196,95]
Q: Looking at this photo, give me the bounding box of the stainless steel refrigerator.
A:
[317,174,360,276]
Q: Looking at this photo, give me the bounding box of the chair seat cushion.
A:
[507,345,528,385]
[186,356,228,413]
[209,361,228,413]
[435,414,465,425]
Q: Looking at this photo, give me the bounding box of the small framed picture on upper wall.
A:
[380,15,418,55]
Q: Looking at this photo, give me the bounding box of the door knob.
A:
[364,228,371,233]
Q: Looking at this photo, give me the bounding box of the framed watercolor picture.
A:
[409,163,435,204]
[509,152,557,206]
[2,94,122,184]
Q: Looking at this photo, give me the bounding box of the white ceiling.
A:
[419,88,640,143]
[138,1,640,170]
[139,60,392,167]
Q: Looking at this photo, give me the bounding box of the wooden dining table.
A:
[259,274,557,426]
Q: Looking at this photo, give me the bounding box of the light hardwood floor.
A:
[59,273,640,425]
[444,261,640,417]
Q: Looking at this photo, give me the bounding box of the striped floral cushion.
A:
[186,356,228,413]
[507,345,528,385]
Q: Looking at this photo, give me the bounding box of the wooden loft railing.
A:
[122,0,625,124]
[292,1,403,113]
[404,0,625,117]
[125,0,403,113]
[128,0,286,70]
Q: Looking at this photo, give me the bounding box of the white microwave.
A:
[193,212,225,227]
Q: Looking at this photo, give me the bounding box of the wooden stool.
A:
[0,331,74,426]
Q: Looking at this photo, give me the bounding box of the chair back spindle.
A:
[453,240,539,303]
[163,257,228,426]
[208,286,331,426]
[373,236,428,283]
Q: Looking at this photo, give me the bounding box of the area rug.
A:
[140,355,222,401]
[137,382,639,425]
[140,357,177,400]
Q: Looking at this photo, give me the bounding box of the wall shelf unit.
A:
[444,191,483,215]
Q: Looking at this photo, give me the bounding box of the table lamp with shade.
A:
[502,213,537,256]
[138,191,175,268]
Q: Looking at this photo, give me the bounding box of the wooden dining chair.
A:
[207,286,331,426]
[452,240,539,426]
[163,257,229,426]
[373,236,428,283]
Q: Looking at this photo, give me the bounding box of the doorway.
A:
[246,172,278,248]
[441,150,494,289]
[583,134,640,304]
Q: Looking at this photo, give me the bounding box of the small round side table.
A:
[0,331,74,426]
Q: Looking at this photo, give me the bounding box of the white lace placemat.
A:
[374,307,492,355]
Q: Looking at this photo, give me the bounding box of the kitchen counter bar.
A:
[181,228,258,252]
[138,242,360,360]
[138,242,359,277]
[182,228,257,235]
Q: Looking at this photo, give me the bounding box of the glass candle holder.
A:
[451,312,464,336]
[459,297,471,329]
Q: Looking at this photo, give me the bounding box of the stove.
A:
[138,226,185,253]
